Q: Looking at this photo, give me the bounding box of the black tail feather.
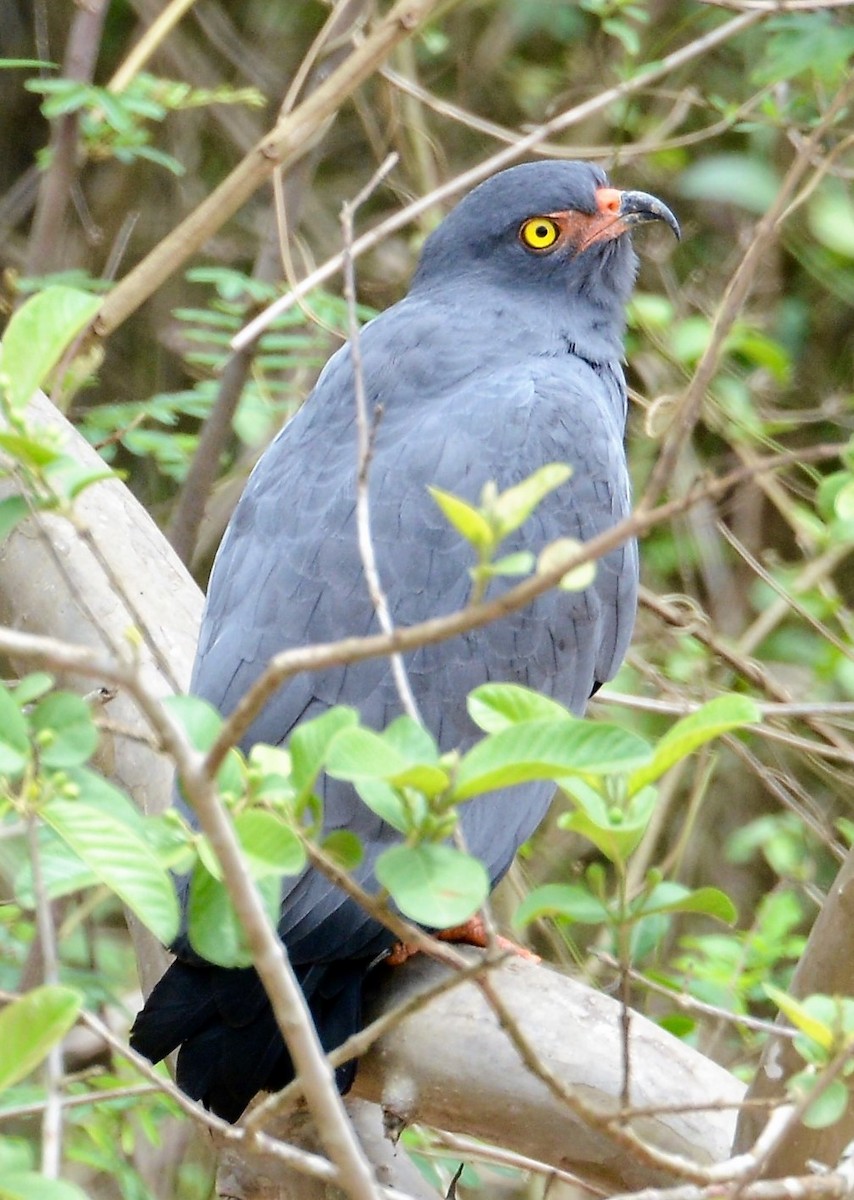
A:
[130,957,372,1122]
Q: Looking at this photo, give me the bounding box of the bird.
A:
[130,159,679,1122]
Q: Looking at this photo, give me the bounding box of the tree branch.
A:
[23,0,110,277]
[0,390,201,992]
[92,0,446,339]
[355,955,743,1193]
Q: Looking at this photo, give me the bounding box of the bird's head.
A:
[411,160,679,316]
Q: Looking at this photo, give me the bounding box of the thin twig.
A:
[26,819,63,1178]
[106,0,199,93]
[424,1129,606,1196]
[594,951,799,1040]
[341,153,421,722]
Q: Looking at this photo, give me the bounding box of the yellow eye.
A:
[519,216,560,252]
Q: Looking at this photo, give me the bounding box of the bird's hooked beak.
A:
[575,186,681,251]
[610,188,681,239]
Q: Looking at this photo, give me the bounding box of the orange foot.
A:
[387,915,541,967]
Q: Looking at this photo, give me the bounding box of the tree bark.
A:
[735,848,854,1170]
[0,389,202,992]
[357,955,741,1192]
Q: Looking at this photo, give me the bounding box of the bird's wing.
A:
[190,306,636,953]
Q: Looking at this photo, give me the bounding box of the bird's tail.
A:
[130,957,369,1123]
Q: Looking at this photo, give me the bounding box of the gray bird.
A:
[131,159,678,1122]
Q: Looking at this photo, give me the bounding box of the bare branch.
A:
[93,0,447,339]
[24,0,109,277]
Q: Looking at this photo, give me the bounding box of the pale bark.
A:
[357,955,741,1193]
[0,388,202,991]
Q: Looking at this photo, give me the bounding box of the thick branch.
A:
[0,389,202,992]
[355,955,743,1194]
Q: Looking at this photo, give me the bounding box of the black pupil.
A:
[536,224,549,239]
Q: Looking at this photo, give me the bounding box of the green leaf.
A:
[376,843,489,927]
[0,432,62,468]
[428,486,493,550]
[2,769,150,906]
[353,779,420,834]
[667,316,712,366]
[44,457,114,501]
[635,883,737,924]
[490,463,572,537]
[11,673,54,706]
[560,782,658,863]
[325,726,409,781]
[164,694,244,797]
[764,984,834,1051]
[834,480,854,523]
[0,1174,90,1200]
[467,683,571,733]
[627,695,759,797]
[289,707,358,802]
[9,824,98,906]
[789,1071,849,1130]
[0,286,101,414]
[187,863,280,968]
[629,292,673,331]
[537,538,596,591]
[325,722,449,794]
[233,810,305,879]
[321,829,363,870]
[0,59,58,70]
[30,692,98,768]
[41,799,179,944]
[383,715,440,764]
[455,719,651,800]
[0,986,82,1092]
[248,743,294,806]
[0,683,30,779]
[514,883,610,929]
[753,13,854,87]
[489,551,535,577]
[809,183,854,260]
[0,495,29,543]
[390,763,452,795]
[164,693,223,749]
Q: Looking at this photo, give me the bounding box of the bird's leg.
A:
[437,915,541,961]
[386,915,540,967]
